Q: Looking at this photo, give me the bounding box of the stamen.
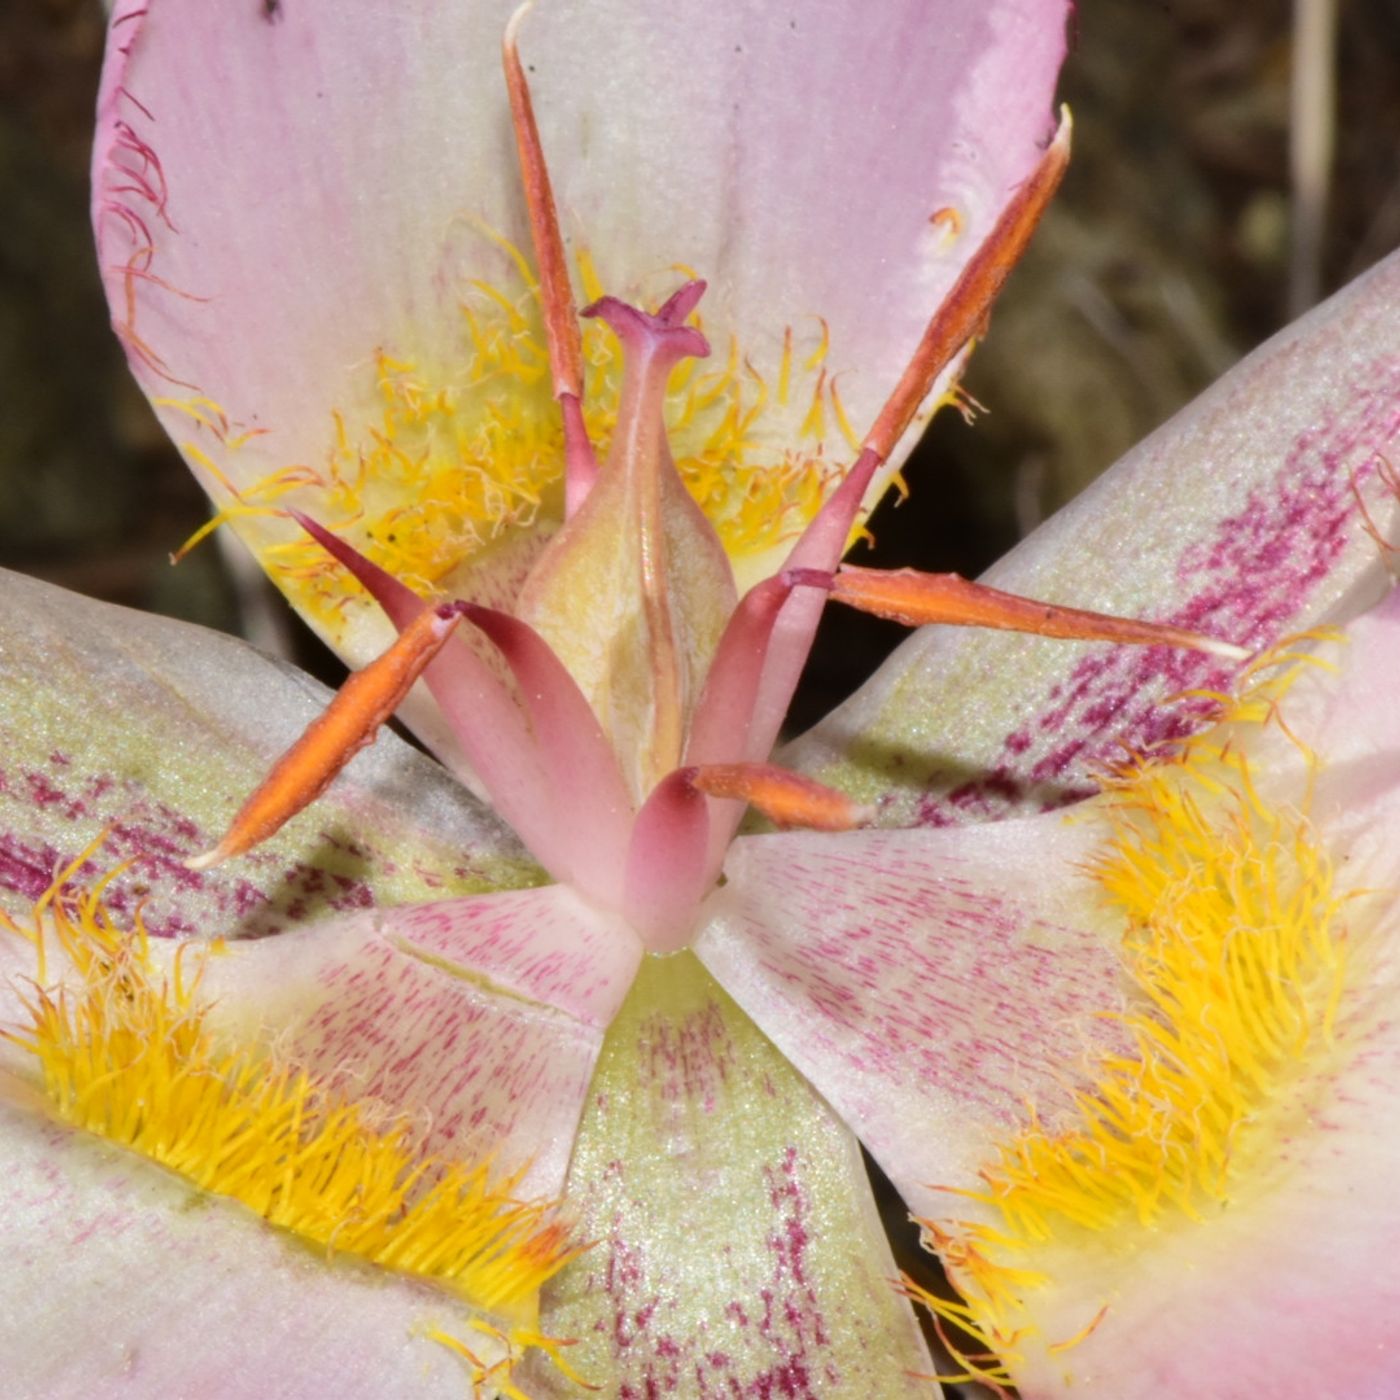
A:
[503,1,597,512]
[292,515,625,898]
[685,575,796,766]
[778,109,1074,586]
[460,603,635,896]
[185,604,466,869]
[621,749,865,952]
[742,114,1075,783]
[622,767,712,955]
[686,762,870,832]
[795,564,1249,659]
[290,507,425,629]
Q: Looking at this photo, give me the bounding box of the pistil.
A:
[514,286,737,799]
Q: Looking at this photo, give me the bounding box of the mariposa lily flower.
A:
[2,1,1399,1397]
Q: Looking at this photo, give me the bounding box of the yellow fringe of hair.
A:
[169,236,868,631]
[907,634,1357,1389]
[0,842,589,1393]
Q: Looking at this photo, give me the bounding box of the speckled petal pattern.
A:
[790,246,1400,823]
[0,568,533,940]
[190,884,641,1195]
[526,955,934,1397]
[697,819,1124,1220]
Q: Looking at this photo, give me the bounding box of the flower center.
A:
[207,236,850,645]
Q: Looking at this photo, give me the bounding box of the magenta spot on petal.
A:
[916,369,1400,824]
[725,839,1129,1127]
[0,835,71,902]
[0,753,387,939]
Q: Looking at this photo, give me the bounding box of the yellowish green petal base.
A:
[529,953,935,1397]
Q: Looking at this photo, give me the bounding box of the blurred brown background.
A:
[3,0,1398,721]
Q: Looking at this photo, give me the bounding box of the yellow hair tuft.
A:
[1,851,584,1347]
[911,638,1360,1372]
[203,234,852,629]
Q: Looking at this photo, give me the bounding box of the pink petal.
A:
[525,954,934,1394]
[93,0,533,493]
[1005,633,1400,1397]
[95,0,1069,632]
[788,247,1400,821]
[0,569,638,1386]
[0,1101,507,1397]
[0,568,530,944]
[708,596,1400,1396]
[695,821,1124,1220]
[696,814,1400,1400]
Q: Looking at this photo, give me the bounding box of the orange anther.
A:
[502,4,583,404]
[687,762,870,832]
[826,565,1249,659]
[503,3,597,509]
[185,605,465,869]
